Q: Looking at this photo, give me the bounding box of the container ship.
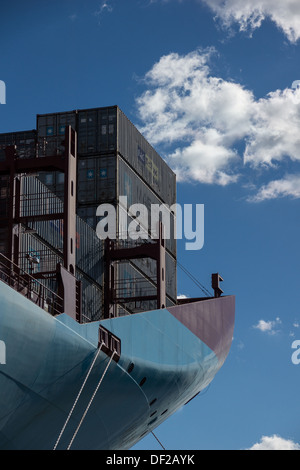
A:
[0,107,235,450]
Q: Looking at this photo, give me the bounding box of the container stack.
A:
[0,105,177,320]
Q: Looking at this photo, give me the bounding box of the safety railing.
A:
[0,252,63,316]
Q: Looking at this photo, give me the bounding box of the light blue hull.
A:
[0,280,235,450]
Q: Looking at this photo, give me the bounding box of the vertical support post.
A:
[57,263,77,319]
[104,238,115,319]
[12,177,21,267]
[5,146,16,263]
[157,222,166,309]
[103,222,167,317]
[212,273,224,298]
[104,239,110,319]
[76,280,82,323]
[63,126,77,275]
[1,130,81,321]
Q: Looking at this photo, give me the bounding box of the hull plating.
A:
[0,281,235,450]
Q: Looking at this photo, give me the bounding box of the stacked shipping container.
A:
[0,105,177,320]
[19,176,104,322]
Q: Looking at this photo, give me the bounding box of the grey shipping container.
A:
[117,157,176,257]
[21,176,104,285]
[117,107,176,207]
[0,105,177,319]
[19,230,103,322]
[0,130,37,161]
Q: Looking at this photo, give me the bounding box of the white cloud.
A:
[253,317,281,335]
[248,435,300,450]
[248,174,300,202]
[136,49,300,196]
[169,133,240,185]
[201,0,300,43]
[136,49,254,185]
[152,0,300,43]
[245,89,300,168]
[99,0,113,12]
[290,322,300,337]
[95,0,113,22]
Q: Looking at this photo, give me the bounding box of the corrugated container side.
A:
[20,230,103,322]
[36,111,76,200]
[75,216,104,286]
[0,130,36,161]
[37,171,65,202]
[76,271,103,322]
[77,154,116,205]
[131,250,176,303]
[18,232,60,303]
[117,107,176,207]
[116,207,177,302]
[116,251,177,306]
[8,107,178,319]
[37,111,77,138]
[37,111,77,159]
[21,176,63,219]
[37,105,126,157]
[36,108,118,213]
[21,176,104,286]
[116,260,157,314]
[77,107,117,155]
[165,252,177,302]
[0,175,10,221]
[118,157,176,257]
[117,157,177,305]
[19,232,62,274]
[0,227,9,256]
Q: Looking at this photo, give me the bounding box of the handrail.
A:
[0,252,63,316]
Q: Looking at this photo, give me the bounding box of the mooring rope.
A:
[151,431,166,450]
[67,350,116,450]
[53,341,105,450]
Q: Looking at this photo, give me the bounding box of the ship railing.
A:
[0,252,64,316]
[114,232,157,251]
[113,276,157,296]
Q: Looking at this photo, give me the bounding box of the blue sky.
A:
[1,0,300,451]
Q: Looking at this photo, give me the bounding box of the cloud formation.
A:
[248,174,300,202]
[136,49,252,185]
[136,48,300,200]
[248,434,300,450]
[253,317,281,335]
[201,0,300,43]
[95,0,113,22]
[153,1,300,42]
